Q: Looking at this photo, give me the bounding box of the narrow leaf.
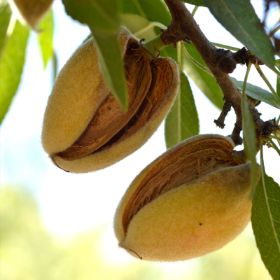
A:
[232,77,280,109]
[204,0,275,68]
[277,75,280,98]
[276,59,280,72]
[165,72,199,148]
[241,93,258,189]
[37,10,54,68]
[93,33,128,109]
[62,0,121,32]
[62,0,128,110]
[181,0,206,6]
[183,43,223,109]
[252,174,280,280]
[121,0,170,26]
[0,21,29,124]
[0,1,11,56]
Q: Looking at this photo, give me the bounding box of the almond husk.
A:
[42,28,179,172]
[114,134,256,261]
[10,0,53,27]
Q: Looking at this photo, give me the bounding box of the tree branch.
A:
[161,0,260,144]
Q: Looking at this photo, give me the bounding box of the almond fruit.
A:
[9,0,53,27]
[114,134,256,261]
[42,28,179,172]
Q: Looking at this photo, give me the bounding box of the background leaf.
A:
[252,174,280,280]
[181,0,206,6]
[277,75,280,98]
[121,0,170,26]
[203,0,275,68]
[0,1,11,56]
[62,0,128,110]
[276,59,280,71]
[183,43,223,109]
[232,77,280,109]
[0,21,29,124]
[165,72,199,148]
[51,51,58,84]
[37,10,54,68]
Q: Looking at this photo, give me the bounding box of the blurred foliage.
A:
[0,187,58,280]
[0,20,29,124]
[38,11,54,68]
[0,186,163,280]
[0,186,271,280]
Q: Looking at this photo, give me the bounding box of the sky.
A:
[0,1,278,276]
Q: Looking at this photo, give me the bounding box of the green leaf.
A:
[0,1,11,57]
[277,75,280,98]
[203,0,275,68]
[121,0,171,26]
[62,0,128,110]
[276,59,280,71]
[231,77,280,109]
[0,21,29,124]
[62,0,121,33]
[181,0,206,6]
[93,33,128,110]
[183,43,223,109]
[252,174,280,280]
[241,93,258,189]
[165,72,199,148]
[37,10,54,68]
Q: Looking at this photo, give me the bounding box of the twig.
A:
[161,0,265,144]
[214,101,232,129]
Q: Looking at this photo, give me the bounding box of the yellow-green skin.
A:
[114,135,252,261]
[10,0,53,27]
[42,28,179,173]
